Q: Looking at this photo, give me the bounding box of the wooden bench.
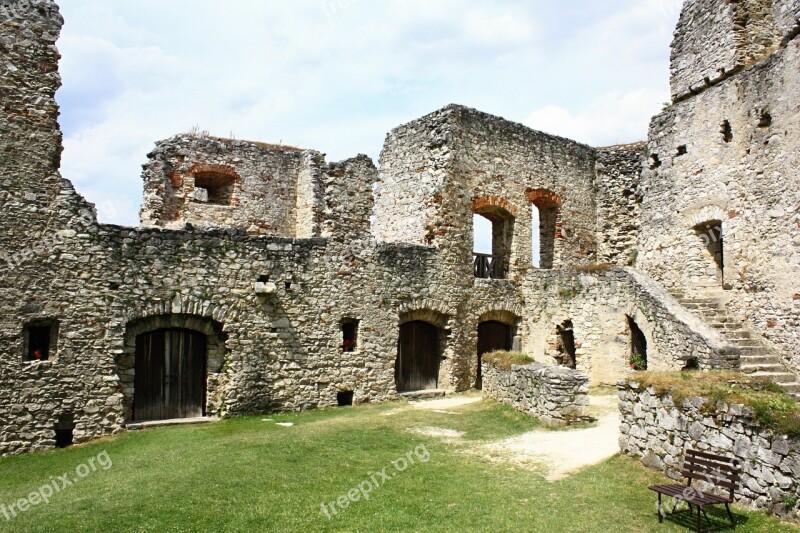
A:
[649,449,740,532]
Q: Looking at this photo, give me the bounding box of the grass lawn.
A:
[0,398,795,532]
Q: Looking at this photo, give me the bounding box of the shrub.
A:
[482,351,535,370]
[574,263,615,274]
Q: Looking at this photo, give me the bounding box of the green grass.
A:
[483,351,535,369]
[0,399,794,532]
[630,371,800,436]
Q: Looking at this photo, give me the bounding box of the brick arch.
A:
[526,188,563,208]
[472,195,518,219]
[186,163,241,182]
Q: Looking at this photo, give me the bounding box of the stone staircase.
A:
[675,295,800,401]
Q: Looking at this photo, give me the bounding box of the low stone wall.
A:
[618,382,800,522]
[482,362,589,425]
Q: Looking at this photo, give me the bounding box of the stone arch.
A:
[398,300,453,328]
[526,188,563,269]
[118,313,228,422]
[525,188,563,208]
[686,204,727,229]
[398,308,449,329]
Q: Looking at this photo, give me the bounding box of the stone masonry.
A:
[619,382,800,522]
[0,0,797,456]
[481,361,589,425]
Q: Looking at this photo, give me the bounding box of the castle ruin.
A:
[1,0,798,455]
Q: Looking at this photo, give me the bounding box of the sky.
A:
[54,0,684,228]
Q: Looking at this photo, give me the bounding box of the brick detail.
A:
[525,188,563,208]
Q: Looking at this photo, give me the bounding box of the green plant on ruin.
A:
[482,351,535,370]
[557,284,581,299]
[574,263,614,274]
[626,249,638,266]
[629,371,800,437]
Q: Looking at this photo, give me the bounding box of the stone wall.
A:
[139,135,376,239]
[594,144,645,265]
[520,268,739,385]
[618,382,800,522]
[669,0,785,102]
[481,361,589,425]
[640,19,800,374]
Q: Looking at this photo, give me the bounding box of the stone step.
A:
[741,363,788,374]
[399,389,446,400]
[737,347,771,356]
[780,382,800,393]
[731,340,765,348]
[751,372,797,384]
[739,355,782,365]
[127,417,219,430]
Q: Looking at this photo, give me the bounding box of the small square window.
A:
[341,319,359,353]
[24,320,58,361]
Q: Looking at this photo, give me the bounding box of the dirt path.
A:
[409,393,620,482]
[477,395,620,481]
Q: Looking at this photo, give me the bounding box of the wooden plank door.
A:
[134,329,207,421]
[396,321,440,393]
[476,321,512,389]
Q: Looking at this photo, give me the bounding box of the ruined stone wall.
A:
[453,107,598,272]
[0,0,84,255]
[640,25,800,373]
[619,383,800,522]
[520,269,738,385]
[376,105,599,271]
[594,144,645,265]
[669,0,787,102]
[139,135,307,235]
[481,361,589,425]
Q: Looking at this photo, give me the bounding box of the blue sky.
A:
[55,0,683,227]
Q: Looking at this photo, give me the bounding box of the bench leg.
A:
[725,503,735,528]
[696,505,702,533]
[657,493,663,523]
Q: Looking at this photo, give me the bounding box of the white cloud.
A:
[524,88,669,147]
[54,0,681,225]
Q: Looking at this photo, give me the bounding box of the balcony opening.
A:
[532,203,558,269]
[472,203,514,279]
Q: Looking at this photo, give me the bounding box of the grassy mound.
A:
[630,371,800,437]
[482,351,535,369]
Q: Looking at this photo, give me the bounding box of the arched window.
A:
[472,197,516,279]
[526,189,562,269]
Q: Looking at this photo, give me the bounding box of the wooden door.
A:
[477,321,512,388]
[396,321,440,393]
[134,329,207,421]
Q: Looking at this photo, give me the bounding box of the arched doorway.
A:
[396,321,440,393]
[134,328,208,421]
[476,321,513,389]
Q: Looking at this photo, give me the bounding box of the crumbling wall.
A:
[594,144,645,265]
[521,269,739,385]
[481,361,589,425]
[619,383,800,522]
[670,0,785,102]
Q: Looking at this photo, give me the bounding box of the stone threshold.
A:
[399,389,446,400]
[126,417,219,431]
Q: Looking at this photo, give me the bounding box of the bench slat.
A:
[649,484,732,505]
[685,454,739,473]
[686,449,738,465]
